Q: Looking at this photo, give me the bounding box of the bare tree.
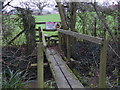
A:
[2,0,13,9]
[30,0,50,15]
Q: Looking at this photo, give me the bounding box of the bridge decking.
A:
[45,47,84,88]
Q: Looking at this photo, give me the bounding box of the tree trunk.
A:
[56,2,68,30]
[23,14,36,56]
[25,25,36,56]
[70,2,77,32]
[56,2,68,54]
[69,2,77,56]
[93,17,97,37]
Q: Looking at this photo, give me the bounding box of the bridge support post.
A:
[58,32,62,50]
[38,27,42,42]
[99,39,107,88]
[67,35,71,61]
[37,42,44,88]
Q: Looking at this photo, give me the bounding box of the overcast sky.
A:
[4,0,120,12]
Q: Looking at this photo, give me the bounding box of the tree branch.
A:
[2,0,13,9]
[91,3,118,42]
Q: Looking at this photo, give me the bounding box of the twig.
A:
[108,44,120,59]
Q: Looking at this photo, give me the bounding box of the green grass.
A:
[35,14,61,36]
[3,14,61,45]
[35,14,61,29]
[3,13,116,45]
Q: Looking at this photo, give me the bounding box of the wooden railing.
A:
[35,25,108,88]
[35,27,57,88]
[57,29,108,88]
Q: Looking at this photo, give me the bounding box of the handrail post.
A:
[67,34,71,61]
[37,42,44,88]
[58,31,62,50]
[99,39,107,88]
[38,27,42,42]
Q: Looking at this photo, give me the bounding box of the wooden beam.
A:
[66,35,71,61]
[31,63,48,67]
[45,48,71,88]
[37,42,44,88]
[58,32,62,50]
[99,39,108,88]
[38,27,42,42]
[41,28,47,47]
[57,29,103,44]
[50,49,84,88]
[43,29,57,31]
[36,29,57,31]
[35,22,46,24]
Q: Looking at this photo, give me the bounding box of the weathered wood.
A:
[35,22,46,24]
[35,40,40,42]
[66,35,71,61]
[31,63,48,67]
[41,28,47,47]
[99,39,107,88]
[38,27,42,42]
[45,48,71,88]
[36,29,57,31]
[57,29,103,44]
[37,42,44,88]
[36,36,39,38]
[43,29,57,31]
[50,49,84,88]
[50,35,58,37]
[58,32,62,50]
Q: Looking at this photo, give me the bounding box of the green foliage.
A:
[2,14,60,46]
[76,12,117,39]
[3,12,117,46]
[2,67,28,89]
[2,15,26,46]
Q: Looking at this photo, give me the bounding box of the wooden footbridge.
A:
[31,22,108,88]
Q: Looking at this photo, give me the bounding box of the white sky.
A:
[5,0,119,6]
[4,0,120,11]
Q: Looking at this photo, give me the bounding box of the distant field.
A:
[3,14,61,45]
[34,14,61,36]
[35,14,61,29]
[3,13,115,45]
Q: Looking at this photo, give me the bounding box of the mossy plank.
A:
[50,49,84,88]
[45,48,71,88]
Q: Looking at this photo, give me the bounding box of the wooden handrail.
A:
[41,28,47,47]
[57,29,103,44]
[57,28,108,88]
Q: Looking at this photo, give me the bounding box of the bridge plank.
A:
[50,49,84,88]
[45,48,71,88]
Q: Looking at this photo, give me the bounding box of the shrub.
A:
[2,67,28,89]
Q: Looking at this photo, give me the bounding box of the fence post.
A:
[38,27,42,42]
[99,39,107,88]
[37,42,44,88]
[58,32,62,50]
[66,34,71,61]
